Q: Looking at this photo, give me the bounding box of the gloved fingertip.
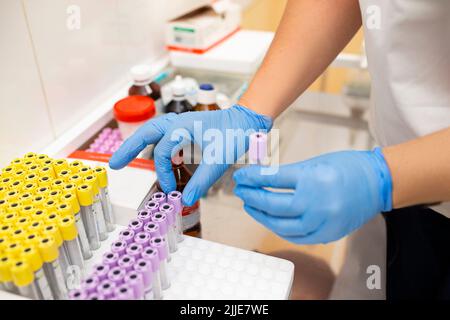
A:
[108,155,125,170]
[182,190,197,207]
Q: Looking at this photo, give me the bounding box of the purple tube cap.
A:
[115,284,134,300]
[159,203,175,225]
[137,210,152,224]
[134,231,151,246]
[107,266,126,286]
[133,259,153,288]
[87,292,105,300]
[118,254,136,270]
[151,192,166,204]
[145,200,159,214]
[69,288,87,300]
[128,218,144,233]
[92,265,109,282]
[98,280,116,299]
[151,212,168,235]
[111,239,127,255]
[102,251,120,268]
[143,222,160,238]
[150,237,168,260]
[167,191,182,211]
[119,228,135,245]
[126,243,143,259]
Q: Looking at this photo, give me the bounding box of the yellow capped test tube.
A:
[38,175,53,187]
[44,199,59,213]
[36,186,50,197]
[58,215,84,272]
[11,228,26,241]
[42,225,70,278]
[9,180,24,191]
[69,160,83,173]
[0,255,16,293]
[22,182,38,194]
[26,164,41,174]
[1,166,15,177]
[69,174,83,186]
[57,169,71,182]
[51,179,64,191]
[21,246,53,299]
[32,195,46,209]
[1,177,12,188]
[35,154,49,164]
[19,193,33,205]
[83,174,107,240]
[10,158,25,169]
[25,233,41,247]
[5,241,22,258]
[39,166,55,178]
[5,189,19,202]
[38,236,67,299]
[47,189,62,200]
[16,216,31,229]
[25,173,39,184]
[3,212,18,225]
[31,208,47,222]
[10,259,40,299]
[78,165,93,176]
[13,169,26,180]
[0,223,13,237]
[45,211,59,225]
[20,204,35,217]
[77,183,100,250]
[23,152,37,160]
[52,159,69,176]
[28,220,43,234]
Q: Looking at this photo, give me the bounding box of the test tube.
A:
[141,246,163,300]
[124,271,144,300]
[134,259,153,300]
[38,237,67,300]
[111,240,127,256]
[144,200,159,214]
[249,132,268,165]
[92,264,110,282]
[58,216,85,274]
[128,218,144,233]
[167,190,184,242]
[149,237,170,290]
[114,284,134,300]
[84,175,107,241]
[42,224,71,282]
[60,193,92,260]
[0,256,17,294]
[134,232,151,247]
[77,184,100,250]
[94,167,115,232]
[137,209,152,225]
[11,260,41,300]
[21,246,53,300]
[69,288,87,300]
[118,254,135,273]
[151,212,171,261]
[82,275,100,294]
[87,292,105,300]
[151,192,166,205]
[159,203,178,253]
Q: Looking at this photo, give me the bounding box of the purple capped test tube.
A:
[115,284,134,300]
[118,254,135,273]
[87,292,105,300]
[126,243,143,260]
[151,212,171,261]
[249,132,268,165]
[119,228,135,245]
[137,210,152,225]
[128,218,144,233]
[159,203,178,253]
[103,251,120,269]
[125,271,145,300]
[144,201,159,214]
[93,264,110,282]
[143,222,160,238]
[107,266,126,286]
[98,280,116,299]
[134,259,153,300]
[151,192,166,205]
[134,231,151,247]
[82,274,100,294]
[111,239,127,256]
[150,237,170,290]
[167,190,183,242]
[142,246,162,300]
[69,288,87,300]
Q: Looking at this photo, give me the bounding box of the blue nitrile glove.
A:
[233,148,393,244]
[109,105,273,206]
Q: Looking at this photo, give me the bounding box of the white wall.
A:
[0,0,209,167]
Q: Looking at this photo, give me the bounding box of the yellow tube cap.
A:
[11,228,26,241]
[36,186,50,197]
[38,175,53,187]
[13,169,26,181]
[9,180,24,191]
[23,152,37,160]
[69,174,83,186]
[7,201,21,213]
[58,216,78,241]
[58,169,71,182]
[69,160,83,173]
[47,189,62,199]
[78,165,93,177]
[0,186,7,198]
[57,202,73,217]
[25,233,41,247]
[10,158,25,169]
[16,216,31,229]
[1,166,15,177]
[11,260,34,287]
[3,211,18,224]
[42,224,63,247]
[32,195,46,209]
[0,236,8,252]
[5,241,23,258]
[0,256,14,282]
[60,192,80,214]
[23,182,38,195]
[0,223,13,237]
[31,208,47,222]
[21,246,43,272]
[51,179,65,191]
[26,164,41,174]
[25,173,39,184]
[5,190,19,202]
[45,212,59,225]
[53,159,69,175]
[43,199,59,212]
[20,204,35,216]
[19,193,33,205]
[94,166,108,188]
[76,184,93,206]
[28,220,43,233]
[38,237,58,262]
[83,174,99,195]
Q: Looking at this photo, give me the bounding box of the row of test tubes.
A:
[69,190,184,300]
[86,128,123,154]
[0,153,116,299]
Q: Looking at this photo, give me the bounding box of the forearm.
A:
[239,0,362,118]
[383,127,450,208]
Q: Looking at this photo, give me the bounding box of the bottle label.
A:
[182,201,200,231]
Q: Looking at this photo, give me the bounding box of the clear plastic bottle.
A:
[194,84,220,111]
[128,65,163,113]
[164,75,193,114]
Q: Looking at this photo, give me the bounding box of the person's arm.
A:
[383,127,450,208]
[239,0,362,118]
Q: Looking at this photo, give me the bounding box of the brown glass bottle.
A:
[194,83,220,111]
[156,151,201,238]
[128,65,163,112]
[164,75,193,114]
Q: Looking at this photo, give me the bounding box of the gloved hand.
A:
[109,105,273,206]
[233,148,393,244]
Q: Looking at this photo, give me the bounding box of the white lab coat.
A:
[331,0,450,299]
